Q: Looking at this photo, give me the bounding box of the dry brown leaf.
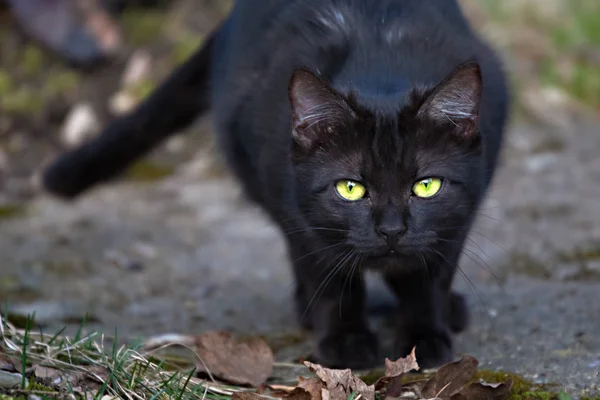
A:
[34,365,64,380]
[195,331,274,387]
[385,347,420,378]
[304,361,375,400]
[268,384,298,394]
[421,355,479,398]
[372,348,420,397]
[283,376,325,400]
[284,388,312,400]
[232,392,266,400]
[451,380,513,400]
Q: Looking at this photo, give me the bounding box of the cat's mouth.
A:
[367,246,416,259]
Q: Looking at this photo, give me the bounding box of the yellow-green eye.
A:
[335,180,367,201]
[412,177,442,198]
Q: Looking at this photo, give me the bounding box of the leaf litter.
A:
[0,313,519,400]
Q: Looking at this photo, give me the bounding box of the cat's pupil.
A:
[347,182,355,191]
[423,180,430,189]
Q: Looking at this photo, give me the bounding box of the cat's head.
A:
[288,63,483,264]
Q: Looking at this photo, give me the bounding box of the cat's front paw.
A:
[316,330,380,369]
[393,329,453,369]
[447,291,470,333]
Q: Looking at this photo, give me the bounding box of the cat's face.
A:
[289,64,483,263]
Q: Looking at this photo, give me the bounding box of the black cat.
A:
[42,0,509,369]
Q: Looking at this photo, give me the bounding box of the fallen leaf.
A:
[284,377,325,400]
[374,347,420,397]
[304,362,375,400]
[232,392,266,400]
[385,347,420,378]
[451,380,512,400]
[285,387,314,400]
[195,331,274,387]
[421,356,479,398]
[384,376,405,398]
[142,333,196,349]
[268,384,298,394]
[34,365,64,380]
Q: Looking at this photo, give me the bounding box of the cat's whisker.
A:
[435,226,510,256]
[339,251,362,318]
[284,226,351,235]
[460,247,505,292]
[292,242,346,263]
[466,229,510,256]
[475,211,504,224]
[302,248,355,323]
[428,247,494,329]
[434,236,501,284]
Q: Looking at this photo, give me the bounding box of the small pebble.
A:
[62,103,101,147]
[105,249,144,271]
[108,91,136,115]
[121,49,152,87]
[133,241,157,260]
[0,369,26,389]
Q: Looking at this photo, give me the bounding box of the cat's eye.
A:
[335,180,367,201]
[412,177,442,198]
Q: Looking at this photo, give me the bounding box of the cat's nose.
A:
[376,225,406,244]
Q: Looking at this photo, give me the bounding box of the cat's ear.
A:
[289,69,353,149]
[418,62,482,136]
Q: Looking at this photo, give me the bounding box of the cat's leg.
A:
[436,245,471,334]
[383,251,464,369]
[41,18,229,199]
[448,289,470,334]
[290,242,379,369]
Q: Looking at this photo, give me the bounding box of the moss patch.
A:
[507,252,552,279]
[357,369,385,386]
[19,45,45,77]
[0,395,26,400]
[26,382,54,392]
[475,370,560,400]
[262,332,308,353]
[128,78,157,102]
[1,87,44,114]
[172,35,205,65]
[124,160,175,182]
[43,71,80,98]
[0,69,13,95]
[557,241,600,263]
[0,205,26,220]
[471,0,600,110]
[529,136,566,154]
[554,241,600,281]
[121,9,165,46]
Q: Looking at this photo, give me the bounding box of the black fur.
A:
[42,0,509,369]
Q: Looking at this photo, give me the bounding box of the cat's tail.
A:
[40,25,220,200]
